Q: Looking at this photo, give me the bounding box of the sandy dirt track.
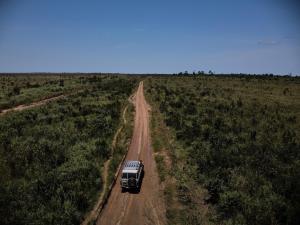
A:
[97,81,166,225]
[0,94,66,116]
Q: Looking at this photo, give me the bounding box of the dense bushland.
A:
[146,75,300,225]
[0,75,138,225]
[0,73,125,110]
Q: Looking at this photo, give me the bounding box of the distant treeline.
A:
[0,72,299,77]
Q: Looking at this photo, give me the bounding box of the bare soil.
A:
[97,81,166,225]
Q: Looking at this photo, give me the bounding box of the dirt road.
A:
[0,94,66,116]
[97,81,166,225]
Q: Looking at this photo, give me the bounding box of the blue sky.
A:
[0,0,299,74]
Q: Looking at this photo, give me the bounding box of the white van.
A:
[120,160,144,191]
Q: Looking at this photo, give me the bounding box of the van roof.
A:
[123,160,140,171]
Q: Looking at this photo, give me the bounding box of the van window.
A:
[128,173,136,179]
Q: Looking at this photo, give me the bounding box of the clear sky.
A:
[0,0,299,74]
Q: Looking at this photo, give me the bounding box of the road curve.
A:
[97,81,166,225]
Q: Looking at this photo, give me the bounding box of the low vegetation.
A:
[0,75,138,225]
[0,74,89,110]
[1,73,299,225]
[145,75,300,225]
